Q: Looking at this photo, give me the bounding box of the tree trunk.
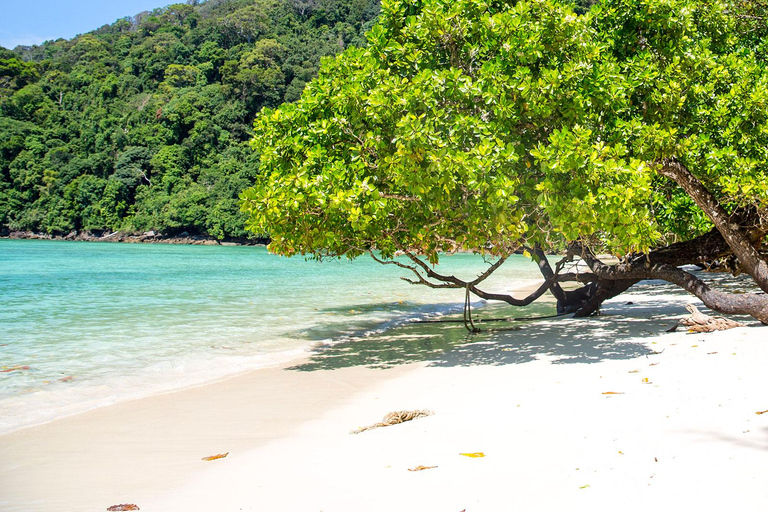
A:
[658,158,768,293]
[572,279,637,317]
[573,243,768,324]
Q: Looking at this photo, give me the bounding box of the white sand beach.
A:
[1,289,767,511]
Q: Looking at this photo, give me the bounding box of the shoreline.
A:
[0,289,545,437]
[2,289,767,510]
[1,230,268,246]
[0,240,548,438]
[0,352,424,511]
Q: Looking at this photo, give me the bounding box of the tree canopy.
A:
[243,0,768,323]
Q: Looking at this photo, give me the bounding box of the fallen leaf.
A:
[579,484,590,489]
[756,410,768,415]
[642,378,650,383]
[107,505,140,511]
[707,352,718,355]
[202,452,229,461]
[628,370,640,373]
[460,452,485,458]
[59,376,73,382]
[649,363,660,366]
[1,365,30,373]
[602,392,624,395]
[618,451,624,455]
[408,465,437,472]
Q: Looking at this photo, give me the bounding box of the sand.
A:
[1,289,767,511]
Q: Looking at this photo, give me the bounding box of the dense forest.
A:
[0,0,380,239]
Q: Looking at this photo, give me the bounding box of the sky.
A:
[0,0,172,49]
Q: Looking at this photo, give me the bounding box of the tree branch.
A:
[373,251,556,307]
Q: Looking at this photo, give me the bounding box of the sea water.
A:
[0,239,546,433]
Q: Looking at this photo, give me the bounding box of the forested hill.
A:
[0,0,379,240]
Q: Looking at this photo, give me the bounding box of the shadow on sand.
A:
[287,288,700,371]
[289,271,762,372]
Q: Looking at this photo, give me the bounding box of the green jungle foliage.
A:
[244,0,768,261]
[0,0,380,238]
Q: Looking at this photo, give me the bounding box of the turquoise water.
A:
[0,239,545,433]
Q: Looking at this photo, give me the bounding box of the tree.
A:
[1,0,380,240]
[243,0,768,324]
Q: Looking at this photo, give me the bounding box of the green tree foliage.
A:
[0,0,380,238]
[244,0,768,322]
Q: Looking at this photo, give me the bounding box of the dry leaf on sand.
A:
[107,505,140,511]
[408,465,437,472]
[202,452,229,461]
[460,452,485,458]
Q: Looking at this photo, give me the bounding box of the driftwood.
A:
[678,304,745,333]
[351,410,433,434]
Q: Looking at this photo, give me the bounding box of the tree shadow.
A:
[287,294,691,371]
[288,271,763,373]
[428,297,685,367]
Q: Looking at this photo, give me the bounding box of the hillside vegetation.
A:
[0,0,379,239]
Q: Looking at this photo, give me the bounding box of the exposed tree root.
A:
[678,304,745,333]
[351,410,433,434]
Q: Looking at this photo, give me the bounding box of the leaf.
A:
[1,366,30,373]
[107,505,140,511]
[756,410,768,415]
[202,452,229,461]
[602,392,624,395]
[579,484,590,489]
[460,452,485,458]
[408,465,437,471]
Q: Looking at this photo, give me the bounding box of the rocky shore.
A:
[1,229,267,246]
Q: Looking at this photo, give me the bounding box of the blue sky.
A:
[0,1,171,49]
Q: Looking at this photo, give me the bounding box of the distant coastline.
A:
[0,229,269,247]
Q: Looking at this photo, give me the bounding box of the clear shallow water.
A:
[0,239,545,433]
